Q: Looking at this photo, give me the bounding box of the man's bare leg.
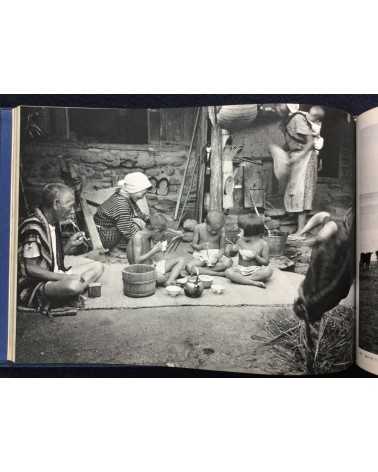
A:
[79,261,104,284]
[44,277,87,301]
[44,261,104,302]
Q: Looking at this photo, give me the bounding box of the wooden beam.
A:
[79,196,105,252]
[208,106,223,212]
[66,161,105,254]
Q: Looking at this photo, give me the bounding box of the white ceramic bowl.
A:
[166,285,182,297]
[211,284,225,295]
[199,275,213,289]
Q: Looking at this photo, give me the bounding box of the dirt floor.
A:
[14,243,355,375]
[16,288,355,375]
[359,267,378,354]
[15,305,304,374]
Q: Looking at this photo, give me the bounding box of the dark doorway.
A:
[318,108,343,179]
[69,108,148,144]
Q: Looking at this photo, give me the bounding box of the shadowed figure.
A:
[360,252,372,271]
[292,209,355,373]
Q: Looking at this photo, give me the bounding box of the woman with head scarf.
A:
[94,171,152,253]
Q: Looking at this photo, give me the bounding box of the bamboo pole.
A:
[196,108,208,222]
[174,107,201,220]
[176,155,200,229]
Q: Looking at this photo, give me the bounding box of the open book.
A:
[0,102,373,375]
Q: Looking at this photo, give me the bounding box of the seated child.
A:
[127,213,186,286]
[186,211,233,276]
[225,215,273,289]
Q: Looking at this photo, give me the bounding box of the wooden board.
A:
[243,161,265,208]
[79,196,105,252]
[84,187,117,207]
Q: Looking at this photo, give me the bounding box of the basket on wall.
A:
[217,105,259,131]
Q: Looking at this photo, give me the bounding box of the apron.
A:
[284,149,317,213]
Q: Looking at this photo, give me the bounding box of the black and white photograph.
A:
[358,118,378,357]
[14,104,355,374]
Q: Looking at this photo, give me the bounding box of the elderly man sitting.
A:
[18,183,104,316]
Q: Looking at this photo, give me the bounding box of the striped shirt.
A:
[18,208,67,308]
[94,190,149,247]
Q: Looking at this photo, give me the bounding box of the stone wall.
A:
[21,140,197,218]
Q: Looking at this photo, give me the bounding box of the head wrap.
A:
[118,172,152,194]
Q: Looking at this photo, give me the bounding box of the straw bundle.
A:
[252,306,354,374]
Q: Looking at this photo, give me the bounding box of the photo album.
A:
[0,102,375,375]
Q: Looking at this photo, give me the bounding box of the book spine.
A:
[0,109,13,365]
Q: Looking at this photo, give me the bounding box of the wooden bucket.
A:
[122,264,157,298]
[265,233,288,256]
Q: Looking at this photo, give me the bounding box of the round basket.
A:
[122,264,157,298]
[217,105,258,131]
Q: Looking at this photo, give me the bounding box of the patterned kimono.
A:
[18,208,68,308]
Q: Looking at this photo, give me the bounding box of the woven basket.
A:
[217,105,258,131]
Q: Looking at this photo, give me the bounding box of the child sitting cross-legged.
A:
[225,215,273,289]
[127,213,186,286]
[186,211,233,276]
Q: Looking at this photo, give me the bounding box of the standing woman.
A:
[94,172,152,254]
[271,105,325,237]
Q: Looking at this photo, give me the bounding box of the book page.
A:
[11,104,355,374]
[357,108,378,374]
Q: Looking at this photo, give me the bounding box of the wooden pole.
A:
[65,108,70,140]
[208,106,223,212]
[174,107,201,220]
[196,107,208,222]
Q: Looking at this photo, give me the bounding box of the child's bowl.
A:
[188,275,213,289]
[166,285,182,297]
[198,275,213,289]
[211,284,225,295]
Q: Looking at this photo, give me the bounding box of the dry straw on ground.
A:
[252,306,354,375]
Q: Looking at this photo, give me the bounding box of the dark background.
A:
[1,94,375,378]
